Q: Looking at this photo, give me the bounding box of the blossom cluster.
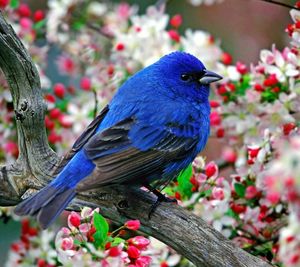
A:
[5,218,57,267]
[6,208,153,267]
[55,208,152,267]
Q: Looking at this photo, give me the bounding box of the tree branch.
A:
[254,0,300,11]
[0,11,272,267]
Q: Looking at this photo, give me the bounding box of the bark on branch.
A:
[0,11,272,267]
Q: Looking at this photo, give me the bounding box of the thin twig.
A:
[92,88,98,119]
[253,0,300,10]
[86,22,113,39]
[155,0,171,9]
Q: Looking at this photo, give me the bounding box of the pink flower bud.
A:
[289,254,300,264]
[236,61,247,74]
[221,52,232,65]
[209,111,221,126]
[61,237,74,250]
[245,186,257,199]
[205,162,218,178]
[57,55,75,75]
[116,43,125,51]
[80,77,91,91]
[222,147,237,163]
[283,123,296,135]
[170,14,182,28]
[4,141,19,157]
[209,100,220,108]
[127,245,140,259]
[18,3,31,17]
[216,128,225,138]
[48,131,62,144]
[0,0,9,9]
[37,259,47,267]
[58,115,72,128]
[247,146,260,158]
[168,30,180,42]
[34,10,44,22]
[125,220,140,230]
[61,227,71,235]
[108,246,122,257]
[263,74,278,87]
[68,211,81,228]
[266,192,280,204]
[128,236,150,250]
[49,108,61,119]
[53,83,65,98]
[20,18,32,30]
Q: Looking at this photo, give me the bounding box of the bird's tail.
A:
[14,184,76,229]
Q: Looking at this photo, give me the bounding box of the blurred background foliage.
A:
[29,0,294,63]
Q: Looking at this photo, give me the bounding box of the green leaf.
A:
[238,74,251,95]
[56,98,69,112]
[72,20,85,30]
[234,183,246,198]
[177,164,193,198]
[93,212,109,249]
[111,237,125,247]
[199,188,212,198]
[33,20,46,30]
[10,0,19,9]
[73,239,82,246]
[225,208,239,219]
[161,186,174,196]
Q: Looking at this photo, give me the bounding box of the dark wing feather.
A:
[76,117,197,191]
[54,105,109,174]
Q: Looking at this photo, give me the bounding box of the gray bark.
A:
[0,11,272,267]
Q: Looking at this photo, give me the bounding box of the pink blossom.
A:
[212,187,224,200]
[135,256,152,267]
[128,236,150,250]
[61,237,74,250]
[266,192,280,205]
[125,220,140,230]
[245,186,258,199]
[57,55,76,76]
[117,2,131,19]
[221,147,237,163]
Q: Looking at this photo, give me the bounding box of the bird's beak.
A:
[199,70,223,85]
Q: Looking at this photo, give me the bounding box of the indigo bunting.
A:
[15,51,222,228]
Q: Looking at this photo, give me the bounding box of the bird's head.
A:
[154,51,222,103]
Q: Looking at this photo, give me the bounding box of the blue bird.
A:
[14,51,222,228]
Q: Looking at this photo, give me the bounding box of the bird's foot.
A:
[148,189,177,219]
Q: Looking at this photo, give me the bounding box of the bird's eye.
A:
[181,74,191,82]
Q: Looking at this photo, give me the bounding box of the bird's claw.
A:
[148,193,177,219]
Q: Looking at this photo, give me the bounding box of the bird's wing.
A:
[76,117,198,191]
[54,105,109,174]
